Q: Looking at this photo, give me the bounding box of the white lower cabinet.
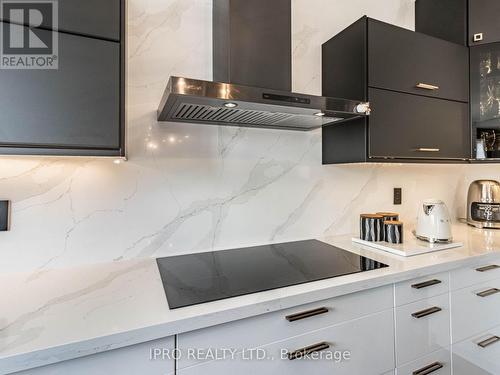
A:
[396,348,451,375]
[177,310,395,375]
[452,325,500,375]
[395,293,451,365]
[450,277,500,344]
[15,337,175,375]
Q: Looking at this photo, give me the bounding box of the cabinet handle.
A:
[476,288,500,298]
[412,361,444,375]
[287,342,330,360]
[414,148,440,152]
[411,306,442,319]
[411,279,442,289]
[473,33,484,42]
[285,307,329,322]
[476,264,500,272]
[416,83,439,90]
[478,335,500,348]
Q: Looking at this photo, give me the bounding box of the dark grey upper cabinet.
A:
[368,20,468,102]
[0,0,121,41]
[469,0,500,46]
[0,24,121,154]
[416,0,500,46]
[322,17,470,164]
[369,88,469,159]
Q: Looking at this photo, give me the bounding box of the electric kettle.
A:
[416,199,452,243]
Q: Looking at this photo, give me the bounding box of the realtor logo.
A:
[0,0,58,69]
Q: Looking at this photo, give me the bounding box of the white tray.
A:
[352,234,463,257]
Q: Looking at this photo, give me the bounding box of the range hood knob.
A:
[356,102,371,115]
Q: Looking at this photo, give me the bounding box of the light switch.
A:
[0,200,10,231]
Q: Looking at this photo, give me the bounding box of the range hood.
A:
[157,0,370,131]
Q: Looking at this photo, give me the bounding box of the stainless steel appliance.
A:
[415,199,453,243]
[157,240,387,309]
[467,180,500,228]
[157,0,370,131]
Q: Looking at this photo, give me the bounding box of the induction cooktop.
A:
[156,239,388,309]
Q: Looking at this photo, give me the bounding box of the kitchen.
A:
[1,0,500,374]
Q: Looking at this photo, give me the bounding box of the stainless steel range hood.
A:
[157,0,370,131]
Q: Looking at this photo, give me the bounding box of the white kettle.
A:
[416,199,452,243]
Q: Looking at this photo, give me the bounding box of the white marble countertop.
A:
[2,224,500,374]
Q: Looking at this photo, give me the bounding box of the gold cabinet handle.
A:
[416,83,439,90]
[414,148,440,152]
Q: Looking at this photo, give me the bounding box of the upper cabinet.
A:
[322,17,470,164]
[0,0,124,156]
[368,20,468,102]
[416,0,500,46]
[0,0,121,41]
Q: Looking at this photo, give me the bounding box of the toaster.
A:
[467,180,500,229]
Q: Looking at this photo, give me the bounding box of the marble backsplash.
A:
[0,0,498,273]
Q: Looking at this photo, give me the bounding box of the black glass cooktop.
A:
[157,239,388,309]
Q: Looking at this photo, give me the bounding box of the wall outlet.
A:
[393,188,402,205]
[0,200,10,231]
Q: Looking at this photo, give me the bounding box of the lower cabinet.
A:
[395,293,451,365]
[452,325,500,375]
[15,337,175,375]
[177,310,395,375]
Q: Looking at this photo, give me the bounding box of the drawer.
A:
[177,285,393,369]
[368,88,469,160]
[452,325,500,375]
[178,310,395,375]
[451,277,500,343]
[368,19,468,102]
[396,348,451,375]
[0,0,121,41]
[395,294,450,365]
[450,257,500,291]
[395,272,450,306]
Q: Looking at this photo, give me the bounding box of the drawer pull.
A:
[416,83,439,91]
[411,306,442,319]
[476,264,500,272]
[414,148,440,152]
[476,288,500,297]
[285,307,329,322]
[287,342,330,360]
[412,279,442,289]
[478,335,500,348]
[412,361,444,375]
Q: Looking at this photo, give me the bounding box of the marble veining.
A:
[0,0,497,275]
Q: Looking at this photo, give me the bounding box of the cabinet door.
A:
[395,294,450,366]
[469,0,500,46]
[368,88,469,160]
[470,43,500,159]
[177,310,395,375]
[0,0,121,41]
[368,19,469,102]
[0,24,121,153]
[453,325,500,375]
